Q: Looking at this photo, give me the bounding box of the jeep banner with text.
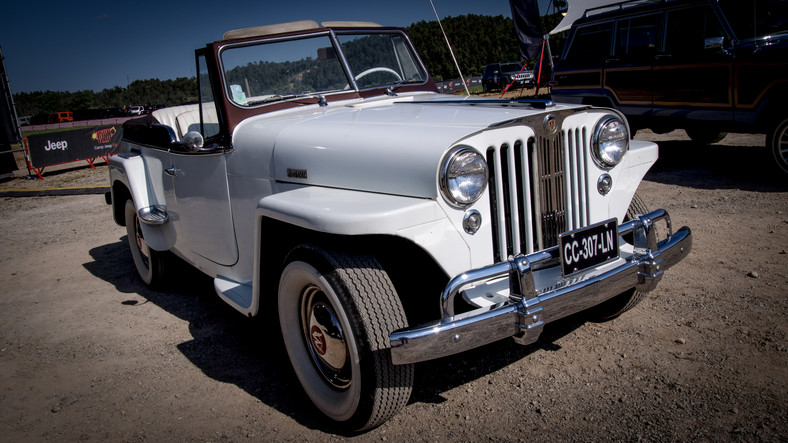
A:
[24,125,122,177]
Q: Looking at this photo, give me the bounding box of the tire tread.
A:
[296,245,413,431]
[591,193,651,321]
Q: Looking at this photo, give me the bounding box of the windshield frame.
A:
[217,28,430,110]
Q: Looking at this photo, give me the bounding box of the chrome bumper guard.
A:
[389,209,691,365]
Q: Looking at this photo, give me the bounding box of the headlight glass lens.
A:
[441,147,488,207]
[593,116,629,169]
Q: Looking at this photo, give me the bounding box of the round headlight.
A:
[592,115,629,169]
[440,147,488,207]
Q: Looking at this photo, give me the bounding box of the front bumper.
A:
[389,209,691,365]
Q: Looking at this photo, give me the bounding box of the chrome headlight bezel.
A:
[439,146,489,208]
[592,115,629,169]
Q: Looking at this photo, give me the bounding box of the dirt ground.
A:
[0,129,785,441]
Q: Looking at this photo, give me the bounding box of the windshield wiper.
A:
[247,92,328,107]
[386,78,424,96]
[248,94,301,105]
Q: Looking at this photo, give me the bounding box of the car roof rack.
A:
[583,0,678,18]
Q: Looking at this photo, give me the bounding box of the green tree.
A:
[13,13,566,115]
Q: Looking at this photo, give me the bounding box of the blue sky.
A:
[1,0,556,94]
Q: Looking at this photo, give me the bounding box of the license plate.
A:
[559,218,619,277]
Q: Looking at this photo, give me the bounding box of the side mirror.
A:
[318,46,337,60]
[704,36,725,50]
[182,131,205,151]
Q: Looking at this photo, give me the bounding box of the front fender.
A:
[606,139,659,220]
[256,185,473,276]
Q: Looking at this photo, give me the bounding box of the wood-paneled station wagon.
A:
[107,20,691,430]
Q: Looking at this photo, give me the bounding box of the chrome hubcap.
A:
[300,285,350,390]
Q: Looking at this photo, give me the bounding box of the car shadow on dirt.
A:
[84,237,331,430]
[645,140,787,192]
[84,236,594,433]
[410,315,587,404]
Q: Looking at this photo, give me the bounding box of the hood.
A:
[237,94,567,199]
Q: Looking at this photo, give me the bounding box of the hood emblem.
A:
[287,168,308,179]
[543,114,558,135]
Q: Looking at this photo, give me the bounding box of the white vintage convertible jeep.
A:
[107,20,691,430]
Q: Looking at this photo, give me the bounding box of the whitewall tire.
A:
[124,199,168,287]
[277,245,413,431]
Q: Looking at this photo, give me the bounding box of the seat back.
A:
[152,104,219,141]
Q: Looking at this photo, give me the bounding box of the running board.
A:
[214,276,255,317]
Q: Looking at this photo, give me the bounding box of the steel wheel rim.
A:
[300,284,351,390]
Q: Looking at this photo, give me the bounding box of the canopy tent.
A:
[550,0,623,34]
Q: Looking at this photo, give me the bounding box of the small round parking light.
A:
[597,174,613,196]
[463,210,482,234]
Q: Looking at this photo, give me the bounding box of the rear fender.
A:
[109,153,176,251]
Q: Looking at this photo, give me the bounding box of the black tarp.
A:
[510,0,544,62]
[0,45,20,175]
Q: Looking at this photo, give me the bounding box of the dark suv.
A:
[482,62,535,92]
[551,0,788,173]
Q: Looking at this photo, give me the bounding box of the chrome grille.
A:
[487,117,591,262]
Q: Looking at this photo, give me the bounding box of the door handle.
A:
[164,167,184,177]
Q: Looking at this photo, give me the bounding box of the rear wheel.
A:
[124,200,168,287]
[277,245,413,431]
[591,193,651,321]
[767,117,788,174]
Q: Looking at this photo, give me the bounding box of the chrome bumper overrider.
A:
[389,209,691,365]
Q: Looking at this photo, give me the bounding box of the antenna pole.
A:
[429,0,470,96]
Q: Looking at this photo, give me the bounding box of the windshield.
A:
[501,63,522,72]
[220,31,427,107]
[718,0,788,40]
[336,33,427,89]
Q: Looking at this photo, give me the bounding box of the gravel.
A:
[0,130,785,441]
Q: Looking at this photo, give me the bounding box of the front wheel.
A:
[768,117,788,174]
[277,245,413,431]
[590,193,652,321]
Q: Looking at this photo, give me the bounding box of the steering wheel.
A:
[344,67,402,89]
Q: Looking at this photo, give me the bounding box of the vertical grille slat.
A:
[487,148,508,262]
[566,128,582,229]
[574,127,591,225]
[563,130,575,229]
[506,144,521,255]
[487,117,591,261]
